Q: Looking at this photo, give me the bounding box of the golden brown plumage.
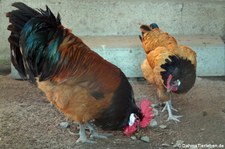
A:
[177,46,197,67]
[140,23,197,122]
[140,25,178,54]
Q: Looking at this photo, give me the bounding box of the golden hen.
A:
[140,23,197,122]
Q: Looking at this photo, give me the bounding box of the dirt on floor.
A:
[0,69,225,149]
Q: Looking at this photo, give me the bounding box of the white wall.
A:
[1,0,225,62]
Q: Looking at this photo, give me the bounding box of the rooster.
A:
[140,23,197,122]
[6,2,153,143]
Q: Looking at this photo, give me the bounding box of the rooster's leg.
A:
[87,123,113,139]
[76,123,96,143]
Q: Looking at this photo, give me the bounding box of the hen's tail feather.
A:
[160,55,196,93]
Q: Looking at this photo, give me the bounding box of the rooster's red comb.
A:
[140,99,154,128]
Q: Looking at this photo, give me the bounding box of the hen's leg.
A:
[76,123,96,143]
[87,123,113,139]
[162,93,182,122]
[163,100,182,122]
[162,100,178,112]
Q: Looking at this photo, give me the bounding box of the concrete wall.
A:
[1,0,225,63]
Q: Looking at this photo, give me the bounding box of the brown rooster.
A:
[140,23,197,122]
[6,2,153,143]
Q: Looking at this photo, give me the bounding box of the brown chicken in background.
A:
[6,2,152,143]
[140,23,197,122]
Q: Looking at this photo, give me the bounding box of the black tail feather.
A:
[11,2,40,16]
[6,2,40,78]
[6,2,61,79]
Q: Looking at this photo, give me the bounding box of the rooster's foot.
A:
[76,123,96,144]
[87,123,113,139]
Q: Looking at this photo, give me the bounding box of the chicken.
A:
[140,23,197,122]
[6,2,153,143]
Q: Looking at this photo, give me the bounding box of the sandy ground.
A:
[0,67,225,149]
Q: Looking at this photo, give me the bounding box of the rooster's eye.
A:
[177,80,181,86]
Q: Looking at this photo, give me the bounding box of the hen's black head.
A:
[160,55,196,94]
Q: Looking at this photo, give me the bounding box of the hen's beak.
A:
[167,80,181,92]
[167,88,171,92]
[167,86,173,92]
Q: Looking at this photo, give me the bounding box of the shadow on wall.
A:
[0,64,10,75]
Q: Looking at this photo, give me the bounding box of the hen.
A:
[6,2,153,143]
[140,23,197,122]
